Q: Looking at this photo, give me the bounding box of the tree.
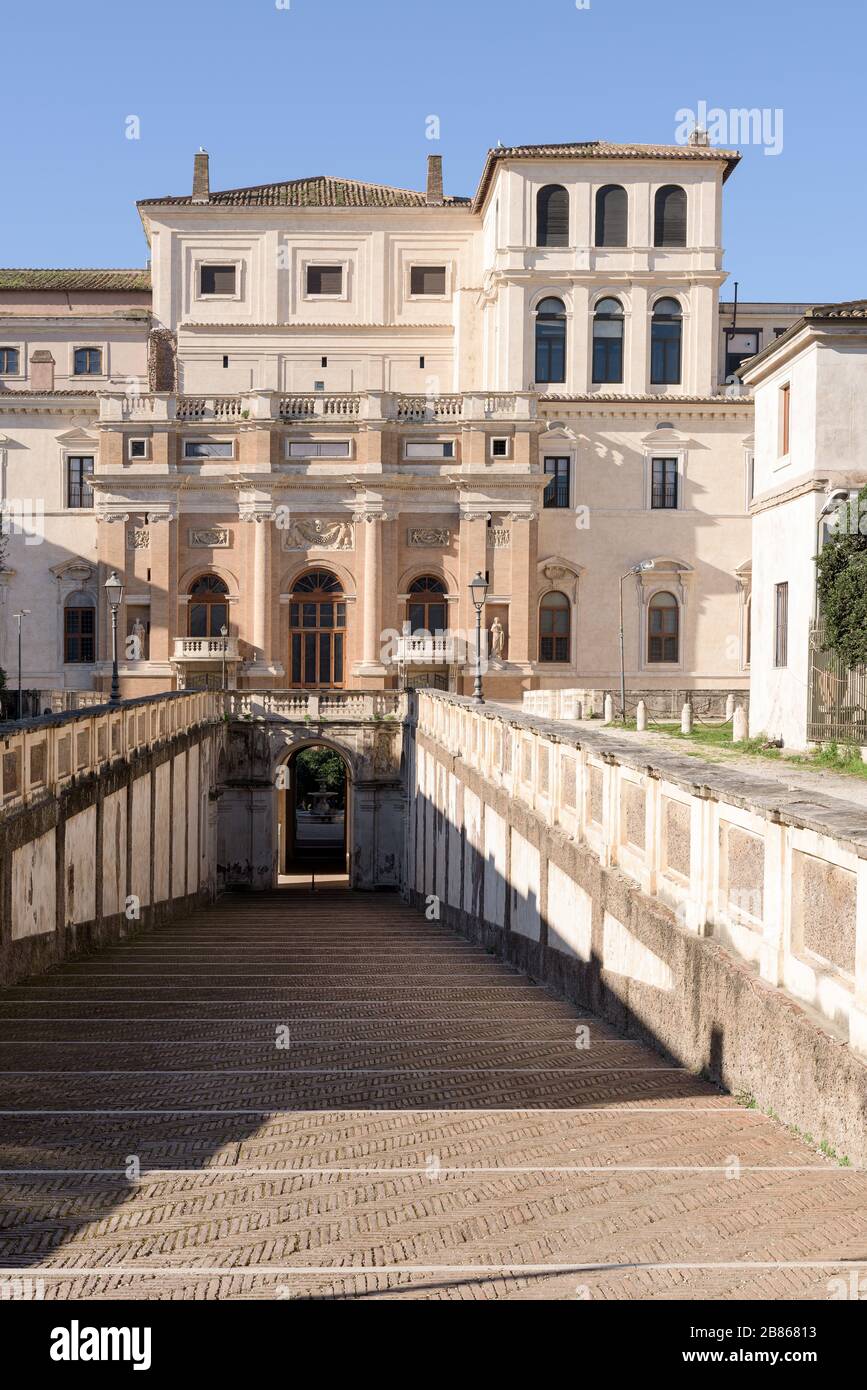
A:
[293,747,346,807]
[815,484,867,668]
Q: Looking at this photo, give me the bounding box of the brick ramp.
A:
[0,891,864,1301]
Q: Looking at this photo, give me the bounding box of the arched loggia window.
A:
[407,576,447,635]
[648,591,679,663]
[654,185,687,247]
[595,184,628,246]
[535,297,566,384]
[289,569,345,688]
[536,184,569,247]
[592,297,624,384]
[188,574,229,637]
[650,297,682,385]
[539,590,570,663]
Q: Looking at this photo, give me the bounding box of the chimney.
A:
[192,147,210,203]
[426,154,444,206]
[29,350,55,392]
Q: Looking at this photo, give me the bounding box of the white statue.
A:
[490,617,505,662]
[130,617,147,660]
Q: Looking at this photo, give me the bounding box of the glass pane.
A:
[334,633,343,685]
[319,602,334,629]
[290,604,299,626]
[319,633,331,684]
[189,604,207,637]
[303,603,317,628]
[409,603,426,634]
[291,634,302,683]
[336,603,346,627]
[429,603,447,633]
[209,603,228,635]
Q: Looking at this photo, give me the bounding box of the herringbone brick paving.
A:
[0,889,865,1301]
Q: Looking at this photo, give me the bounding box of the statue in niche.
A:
[489,616,505,663]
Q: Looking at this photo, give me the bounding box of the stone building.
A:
[0,140,809,703]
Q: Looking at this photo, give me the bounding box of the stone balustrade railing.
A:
[0,691,218,812]
[414,691,867,1061]
[98,390,537,424]
[224,691,406,721]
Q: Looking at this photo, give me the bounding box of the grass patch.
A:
[618,719,867,779]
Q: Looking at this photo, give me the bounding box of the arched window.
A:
[536,184,570,247]
[289,569,345,688]
[539,591,570,663]
[592,297,624,384]
[64,592,95,664]
[595,184,628,247]
[650,297,682,385]
[648,591,679,663]
[188,574,229,638]
[535,297,566,384]
[654,185,687,247]
[407,576,447,635]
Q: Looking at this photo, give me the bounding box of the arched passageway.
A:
[278,741,351,881]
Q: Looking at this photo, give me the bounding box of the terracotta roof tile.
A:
[0,269,151,292]
[473,140,741,207]
[139,176,471,210]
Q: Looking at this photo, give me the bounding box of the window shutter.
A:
[595,185,628,246]
[537,185,569,247]
[654,186,687,247]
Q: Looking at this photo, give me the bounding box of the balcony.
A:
[393,633,486,667]
[98,390,537,425]
[172,636,239,662]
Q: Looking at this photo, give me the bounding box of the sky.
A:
[1,0,864,303]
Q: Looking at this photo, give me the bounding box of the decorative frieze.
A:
[490,527,511,548]
[408,527,450,547]
[127,528,150,550]
[189,527,230,549]
[282,517,354,551]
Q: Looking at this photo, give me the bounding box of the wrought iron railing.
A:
[808,621,867,743]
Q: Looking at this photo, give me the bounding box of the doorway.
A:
[279,743,350,880]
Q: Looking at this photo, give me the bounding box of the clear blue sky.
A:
[2,0,864,302]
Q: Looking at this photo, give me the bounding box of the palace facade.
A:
[0,140,809,701]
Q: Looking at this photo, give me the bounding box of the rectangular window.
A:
[779,383,791,456]
[200,264,236,296]
[129,439,147,459]
[287,441,351,458]
[306,265,343,296]
[774,581,789,667]
[651,457,678,509]
[183,441,234,459]
[0,347,20,373]
[490,438,509,458]
[543,456,570,509]
[73,347,102,376]
[404,441,455,459]
[64,606,95,663]
[724,329,760,381]
[410,265,447,296]
[67,455,94,508]
[321,356,328,368]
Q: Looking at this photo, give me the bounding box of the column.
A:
[507,511,538,666]
[354,508,389,681]
[253,515,267,660]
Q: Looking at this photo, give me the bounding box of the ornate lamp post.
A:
[469,571,489,706]
[619,560,654,722]
[104,570,124,705]
[221,624,229,692]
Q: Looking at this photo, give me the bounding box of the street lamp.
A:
[13,610,29,720]
[619,561,655,722]
[469,571,489,706]
[104,570,124,705]
[220,624,229,693]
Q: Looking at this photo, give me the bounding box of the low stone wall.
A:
[0,693,222,985]
[407,692,867,1165]
[523,687,750,720]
